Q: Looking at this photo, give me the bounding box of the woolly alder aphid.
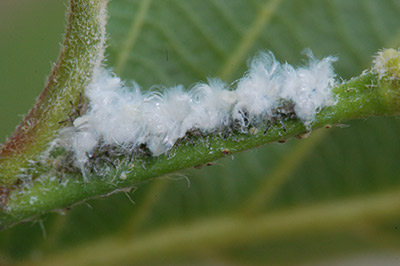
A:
[58,93,86,126]
[58,50,337,172]
[221,149,230,156]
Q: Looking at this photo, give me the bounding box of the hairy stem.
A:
[0,0,399,230]
[0,0,107,186]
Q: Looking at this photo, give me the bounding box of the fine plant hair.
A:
[1,0,400,232]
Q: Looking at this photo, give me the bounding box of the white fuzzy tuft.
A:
[373,48,400,80]
[59,51,337,168]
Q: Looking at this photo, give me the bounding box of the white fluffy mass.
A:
[59,51,337,167]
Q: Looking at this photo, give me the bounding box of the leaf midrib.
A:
[114,0,152,74]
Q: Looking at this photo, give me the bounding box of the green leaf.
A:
[1,0,400,265]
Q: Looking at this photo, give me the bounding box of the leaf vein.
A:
[218,0,282,80]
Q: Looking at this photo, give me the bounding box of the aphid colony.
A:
[58,51,337,170]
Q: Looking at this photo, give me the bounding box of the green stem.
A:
[0,0,107,186]
[0,1,399,229]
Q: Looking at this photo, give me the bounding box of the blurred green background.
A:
[0,0,65,141]
[2,0,400,265]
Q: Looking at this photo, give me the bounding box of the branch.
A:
[0,0,399,230]
[0,0,107,186]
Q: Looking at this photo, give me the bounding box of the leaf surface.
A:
[2,0,400,265]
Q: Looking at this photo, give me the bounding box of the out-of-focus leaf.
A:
[1,0,400,265]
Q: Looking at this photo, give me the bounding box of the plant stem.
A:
[0,0,107,186]
[0,0,399,229]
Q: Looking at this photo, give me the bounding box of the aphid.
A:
[182,129,204,146]
[58,50,337,169]
[58,93,86,125]
[137,144,152,157]
[262,102,296,134]
[221,148,230,155]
